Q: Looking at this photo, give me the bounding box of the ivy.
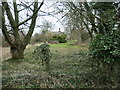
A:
[33,43,52,65]
[89,30,120,64]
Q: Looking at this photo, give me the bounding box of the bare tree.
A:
[2,0,44,59]
[58,2,116,41]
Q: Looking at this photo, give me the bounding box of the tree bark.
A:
[10,45,24,59]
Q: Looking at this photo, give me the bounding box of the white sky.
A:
[1,0,118,35]
[33,1,65,34]
[0,1,65,35]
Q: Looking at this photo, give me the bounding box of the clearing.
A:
[2,41,94,88]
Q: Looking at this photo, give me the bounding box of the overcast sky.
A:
[32,1,65,35]
[1,0,119,35]
[0,0,65,35]
[33,1,65,34]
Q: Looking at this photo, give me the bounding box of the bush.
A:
[58,34,67,43]
[50,34,67,43]
[89,30,120,87]
[89,30,120,64]
[33,43,52,65]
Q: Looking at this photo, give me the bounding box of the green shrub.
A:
[52,35,58,40]
[50,34,67,43]
[89,30,120,64]
[89,30,120,87]
[33,43,52,65]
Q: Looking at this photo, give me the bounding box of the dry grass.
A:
[2,41,120,88]
[1,43,41,61]
[1,47,11,61]
[2,42,92,88]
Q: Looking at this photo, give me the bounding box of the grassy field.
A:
[2,41,95,88]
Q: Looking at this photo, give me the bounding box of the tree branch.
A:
[13,0,19,25]
[18,1,44,27]
[2,1,20,40]
[2,2,16,31]
[2,7,16,47]
[23,0,44,46]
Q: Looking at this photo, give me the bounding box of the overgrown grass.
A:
[2,41,93,88]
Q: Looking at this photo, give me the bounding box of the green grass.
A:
[2,41,93,88]
[50,40,79,48]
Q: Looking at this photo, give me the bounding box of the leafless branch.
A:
[18,1,44,27]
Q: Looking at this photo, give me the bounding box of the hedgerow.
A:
[89,30,120,64]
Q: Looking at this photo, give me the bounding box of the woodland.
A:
[0,0,120,88]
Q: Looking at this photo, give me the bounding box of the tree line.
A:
[1,1,120,59]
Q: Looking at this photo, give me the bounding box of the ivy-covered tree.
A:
[92,2,116,34]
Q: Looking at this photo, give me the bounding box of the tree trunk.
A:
[2,1,44,60]
[10,46,25,59]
